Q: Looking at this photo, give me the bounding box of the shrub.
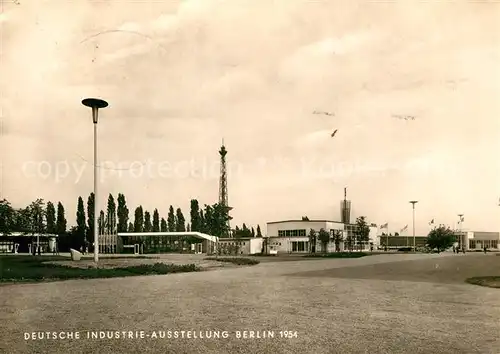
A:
[204,257,260,265]
[426,226,455,252]
[250,253,277,257]
[303,252,368,258]
[114,263,198,274]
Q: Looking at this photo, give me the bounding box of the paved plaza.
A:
[1,253,499,353]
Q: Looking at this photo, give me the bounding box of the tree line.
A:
[0,195,263,251]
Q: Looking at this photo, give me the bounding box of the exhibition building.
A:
[378,231,499,251]
[265,219,378,253]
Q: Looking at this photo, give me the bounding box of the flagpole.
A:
[385,225,389,251]
[406,225,408,247]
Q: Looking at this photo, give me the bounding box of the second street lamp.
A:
[409,201,418,251]
[458,214,464,250]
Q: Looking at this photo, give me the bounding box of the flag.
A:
[429,219,434,225]
[380,223,388,229]
[401,225,408,232]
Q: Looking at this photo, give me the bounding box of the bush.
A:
[99,256,157,259]
[204,257,260,265]
[426,226,455,252]
[303,252,368,258]
[397,247,413,252]
[250,253,278,257]
[113,263,198,274]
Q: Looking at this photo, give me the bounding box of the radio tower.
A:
[219,139,232,237]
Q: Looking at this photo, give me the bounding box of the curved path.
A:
[1,253,499,354]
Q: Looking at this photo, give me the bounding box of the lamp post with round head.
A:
[82,98,108,264]
[409,201,418,251]
[458,214,464,250]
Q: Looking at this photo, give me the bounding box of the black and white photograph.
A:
[1,0,499,353]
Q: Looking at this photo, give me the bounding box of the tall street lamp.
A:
[82,98,109,264]
[409,201,418,251]
[458,214,464,250]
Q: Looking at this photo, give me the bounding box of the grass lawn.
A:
[0,255,199,284]
[204,257,260,265]
[303,252,369,258]
[465,276,500,288]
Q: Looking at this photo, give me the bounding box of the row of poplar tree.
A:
[0,195,263,250]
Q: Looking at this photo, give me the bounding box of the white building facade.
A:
[463,231,499,250]
[265,220,378,254]
[218,237,263,255]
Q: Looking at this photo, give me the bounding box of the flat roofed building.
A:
[0,232,58,254]
[465,231,499,250]
[102,232,219,255]
[265,219,378,254]
[378,231,499,251]
[218,237,263,255]
[377,235,427,250]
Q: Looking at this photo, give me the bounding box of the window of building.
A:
[279,229,307,237]
[292,241,307,252]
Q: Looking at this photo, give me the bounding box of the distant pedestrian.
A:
[453,247,456,254]
[484,247,487,254]
[462,247,465,254]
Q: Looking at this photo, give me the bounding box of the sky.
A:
[1,0,499,235]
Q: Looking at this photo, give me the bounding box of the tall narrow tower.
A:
[340,186,351,224]
[218,139,232,237]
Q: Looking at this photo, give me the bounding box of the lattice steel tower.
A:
[218,139,232,237]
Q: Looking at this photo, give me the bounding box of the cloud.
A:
[100,42,154,63]
[0,12,9,24]
[304,31,378,56]
[102,0,218,63]
[295,129,333,148]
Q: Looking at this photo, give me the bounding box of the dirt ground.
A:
[288,252,500,285]
[2,253,500,354]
